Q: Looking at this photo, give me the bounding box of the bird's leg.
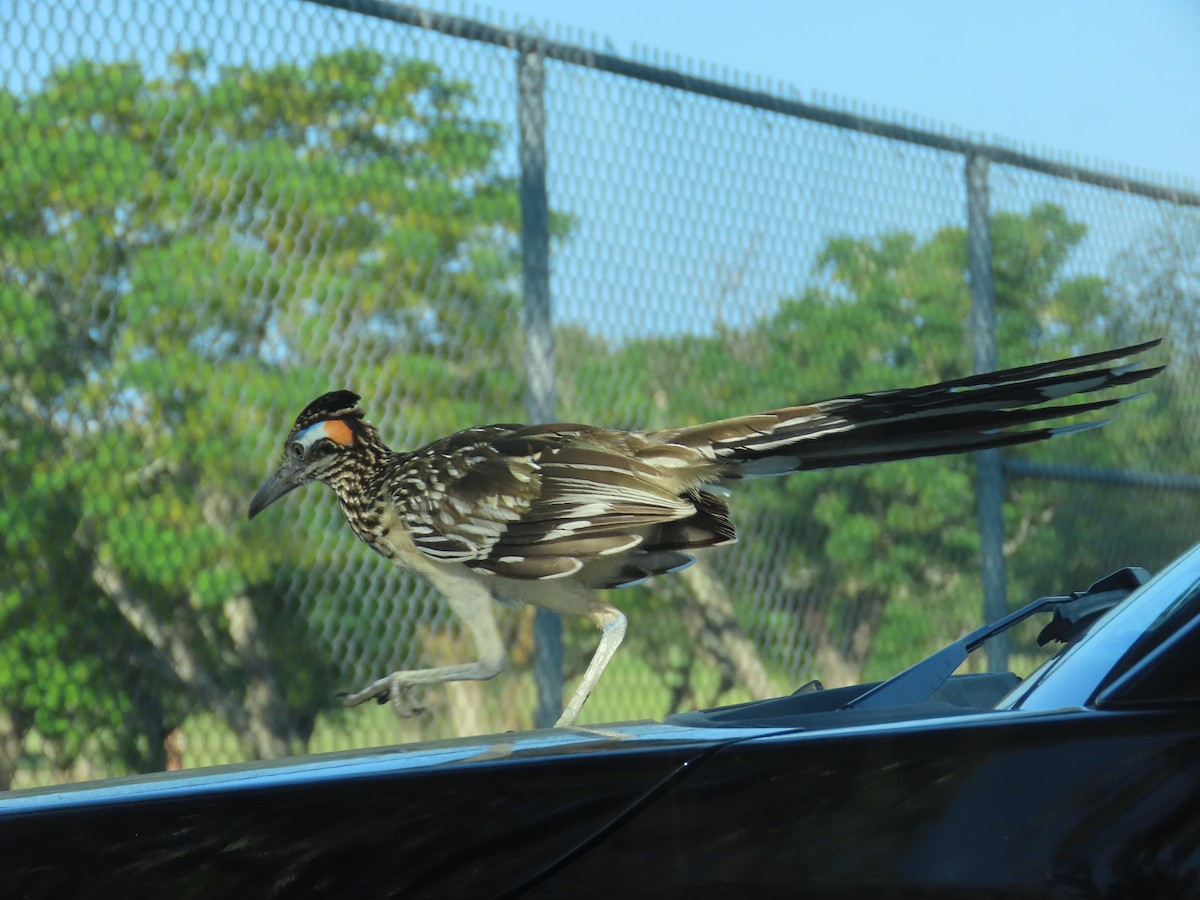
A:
[340,577,507,718]
[339,659,507,716]
[510,581,629,728]
[555,605,627,727]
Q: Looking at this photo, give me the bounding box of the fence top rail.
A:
[304,0,1200,209]
[1003,460,1200,493]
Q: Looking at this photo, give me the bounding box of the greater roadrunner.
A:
[249,340,1161,727]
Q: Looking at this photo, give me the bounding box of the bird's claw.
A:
[337,677,425,718]
[386,681,426,717]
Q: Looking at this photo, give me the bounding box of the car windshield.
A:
[1001,541,1200,712]
[665,546,1200,730]
[1096,569,1200,692]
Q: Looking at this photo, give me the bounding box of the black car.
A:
[3,542,1200,898]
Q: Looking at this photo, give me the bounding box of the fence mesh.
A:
[2,0,1197,787]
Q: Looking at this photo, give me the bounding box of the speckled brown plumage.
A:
[249,339,1162,727]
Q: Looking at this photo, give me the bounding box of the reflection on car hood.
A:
[0,721,786,814]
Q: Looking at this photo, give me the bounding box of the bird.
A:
[248,339,1161,727]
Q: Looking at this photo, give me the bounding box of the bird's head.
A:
[248,390,369,520]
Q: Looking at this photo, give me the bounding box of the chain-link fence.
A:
[3,0,1198,787]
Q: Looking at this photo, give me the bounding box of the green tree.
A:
[0,47,529,784]
[563,204,1180,698]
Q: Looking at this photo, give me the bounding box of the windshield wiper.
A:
[1036,567,1150,645]
[843,567,1150,711]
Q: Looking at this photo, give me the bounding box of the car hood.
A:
[0,722,787,899]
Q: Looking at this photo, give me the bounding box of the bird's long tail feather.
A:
[661,340,1163,478]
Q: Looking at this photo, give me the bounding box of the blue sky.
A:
[486,0,1200,186]
[2,0,1193,341]
[5,0,1196,185]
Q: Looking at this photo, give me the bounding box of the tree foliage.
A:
[1,47,528,784]
[2,44,1192,786]
[568,204,1186,689]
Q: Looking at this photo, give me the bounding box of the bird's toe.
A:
[388,681,426,718]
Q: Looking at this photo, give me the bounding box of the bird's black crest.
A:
[295,391,363,430]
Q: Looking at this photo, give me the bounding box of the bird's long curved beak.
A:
[248,465,305,520]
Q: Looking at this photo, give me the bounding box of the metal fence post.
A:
[965,152,1009,672]
[517,47,564,727]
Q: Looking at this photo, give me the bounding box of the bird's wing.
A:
[395,425,727,583]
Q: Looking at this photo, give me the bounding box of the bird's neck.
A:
[324,429,399,537]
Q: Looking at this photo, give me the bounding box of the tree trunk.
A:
[0,710,26,791]
[91,555,276,758]
[224,594,304,758]
[675,558,779,702]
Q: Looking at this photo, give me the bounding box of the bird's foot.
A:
[338,674,426,718]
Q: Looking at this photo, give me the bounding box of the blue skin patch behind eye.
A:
[294,422,328,449]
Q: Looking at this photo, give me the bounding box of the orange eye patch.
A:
[322,419,355,446]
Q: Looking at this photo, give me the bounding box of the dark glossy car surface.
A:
[4,542,1200,899]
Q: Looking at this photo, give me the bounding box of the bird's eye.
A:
[290,442,304,460]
